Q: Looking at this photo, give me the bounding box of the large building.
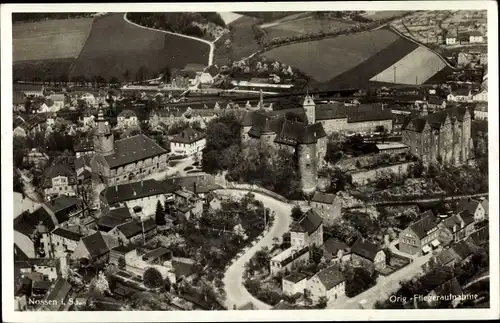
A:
[401,106,473,164]
[91,108,169,186]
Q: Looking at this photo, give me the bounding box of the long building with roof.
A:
[91,108,169,186]
[401,106,473,164]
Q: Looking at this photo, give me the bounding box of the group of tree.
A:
[12,12,94,23]
[344,264,378,297]
[155,201,167,226]
[127,12,226,39]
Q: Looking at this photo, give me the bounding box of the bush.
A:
[143,268,164,289]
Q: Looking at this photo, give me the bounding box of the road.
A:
[217,189,293,310]
[329,252,432,309]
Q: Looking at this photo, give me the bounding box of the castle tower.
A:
[302,93,316,124]
[297,142,318,197]
[93,107,114,156]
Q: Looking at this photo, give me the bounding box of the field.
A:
[370,46,448,85]
[262,29,401,82]
[69,13,210,81]
[361,11,408,21]
[213,15,262,66]
[262,16,355,40]
[13,18,93,61]
[13,58,75,81]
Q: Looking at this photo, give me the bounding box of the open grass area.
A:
[370,46,448,85]
[262,29,401,82]
[13,18,94,61]
[13,58,75,81]
[69,13,210,81]
[213,15,262,66]
[262,16,355,40]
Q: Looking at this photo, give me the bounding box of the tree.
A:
[13,169,24,194]
[317,296,328,309]
[109,76,120,86]
[155,200,166,225]
[143,268,163,289]
[290,204,304,221]
[161,65,172,82]
[118,257,126,269]
[310,244,324,264]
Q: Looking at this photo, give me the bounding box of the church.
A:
[91,108,169,186]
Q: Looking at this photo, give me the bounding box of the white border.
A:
[2,1,498,322]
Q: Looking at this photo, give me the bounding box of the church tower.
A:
[93,107,114,156]
[302,93,316,124]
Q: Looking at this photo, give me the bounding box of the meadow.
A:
[261,29,401,82]
[262,16,355,40]
[69,13,210,81]
[13,18,93,61]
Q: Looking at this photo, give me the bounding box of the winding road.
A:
[216,189,293,310]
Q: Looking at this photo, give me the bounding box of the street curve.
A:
[216,189,293,310]
[122,13,215,66]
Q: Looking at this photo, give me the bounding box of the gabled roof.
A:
[42,163,76,188]
[407,210,438,239]
[311,191,336,204]
[450,240,474,260]
[290,209,323,234]
[82,231,110,259]
[104,134,167,169]
[111,244,136,254]
[14,206,56,236]
[458,210,474,225]
[104,179,165,205]
[40,278,72,310]
[456,198,481,216]
[51,227,83,241]
[324,237,349,255]
[118,109,136,118]
[420,267,454,294]
[315,103,347,120]
[468,226,489,246]
[142,247,171,262]
[402,107,470,133]
[117,218,157,238]
[346,103,392,123]
[45,196,82,218]
[316,265,346,290]
[170,128,205,144]
[434,277,462,296]
[183,63,206,72]
[350,238,381,262]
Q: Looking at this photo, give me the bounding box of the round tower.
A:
[297,142,318,197]
[93,107,114,156]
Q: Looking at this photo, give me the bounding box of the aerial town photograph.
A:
[8,6,492,314]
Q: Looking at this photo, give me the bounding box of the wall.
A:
[270,249,310,276]
[282,277,307,296]
[298,143,318,196]
[108,153,169,185]
[307,275,326,300]
[346,119,393,134]
[351,162,414,185]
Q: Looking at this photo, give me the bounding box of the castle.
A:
[240,95,327,197]
[91,108,169,186]
[401,106,473,164]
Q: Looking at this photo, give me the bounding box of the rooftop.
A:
[40,278,72,311]
[170,128,205,144]
[82,232,110,259]
[111,244,136,254]
[323,237,349,255]
[350,238,381,262]
[104,179,165,205]
[142,247,172,262]
[290,209,323,235]
[51,227,83,241]
[283,272,309,284]
[407,210,438,239]
[271,246,309,266]
[42,163,76,188]
[118,109,137,118]
[310,191,336,205]
[315,265,346,290]
[376,142,408,150]
[104,134,167,169]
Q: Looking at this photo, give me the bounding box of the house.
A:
[290,209,323,248]
[109,218,158,245]
[71,231,115,263]
[44,196,84,225]
[97,207,132,232]
[28,258,60,281]
[399,210,441,255]
[73,137,94,158]
[117,109,139,128]
[347,239,386,271]
[100,179,167,215]
[438,212,475,243]
[142,247,173,264]
[32,280,53,298]
[199,72,214,85]
[445,34,457,45]
[46,94,65,111]
[42,227,83,258]
[426,96,447,110]
[282,272,309,296]
[270,246,310,276]
[24,148,49,167]
[170,128,206,159]
[426,277,463,308]
[307,265,346,301]
[456,198,486,222]
[206,193,222,211]
[109,244,137,267]
[472,88,487,102]
[447,88,472,102]
[474,105,488,121]
[14,83,44,97]
[468,30,484,43]
[309,191,341,220]
[434,240,476,268]
[323,237,349,262]
[480,198,489,217]
[41,163,77,198]
[375,142,410,155]
[38,278,72,311]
